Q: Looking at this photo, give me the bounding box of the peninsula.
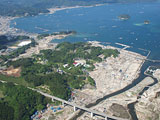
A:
[0,36,147,120]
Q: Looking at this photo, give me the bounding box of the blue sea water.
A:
[11,2,160,61]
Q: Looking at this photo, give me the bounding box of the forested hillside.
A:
[0,42,119,100]
[0,35,30,50]
[0,82,49,120]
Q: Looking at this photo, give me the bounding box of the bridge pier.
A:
[62,102,65,107]
[52,98,54,102]
[73,106,77,111]
[33,89,128,120]
[91,112,94,118]
[105,117,108,120]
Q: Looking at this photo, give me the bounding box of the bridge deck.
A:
[36,89,128,120]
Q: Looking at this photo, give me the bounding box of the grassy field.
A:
[0,91,4,98]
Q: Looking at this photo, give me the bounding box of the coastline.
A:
[47,4,104,14]
[0,16,16,35]
[87,41,147,97]
[13,33,73,60]
[0,16,37,38]
[0,4,104,37]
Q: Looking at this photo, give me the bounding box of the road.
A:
[0,80,128,120]
[29,87,128,120]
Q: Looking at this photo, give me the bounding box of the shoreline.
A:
[0,4,104,37]
[13,33,73,60]
[47,4,104,14]
[89,41,147,96]
[0,16,37,38]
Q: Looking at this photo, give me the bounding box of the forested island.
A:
[118,14,130,20]
[144,20,150,24]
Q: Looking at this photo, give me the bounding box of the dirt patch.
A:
[109,103,131,119]
[1,66,21,77]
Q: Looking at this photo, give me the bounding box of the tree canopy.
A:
[0,82,49,120]
[3,42,119,100]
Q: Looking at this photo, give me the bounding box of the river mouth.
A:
[71,61,159,120]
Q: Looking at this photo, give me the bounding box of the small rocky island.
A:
[144,20,150,24]
[118,14,130,20]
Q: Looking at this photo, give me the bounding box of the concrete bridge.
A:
[0,80,129,120]
[33,89,128,120]
[0,81,128,120]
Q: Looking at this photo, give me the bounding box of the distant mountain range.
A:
[0,0,158,17]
